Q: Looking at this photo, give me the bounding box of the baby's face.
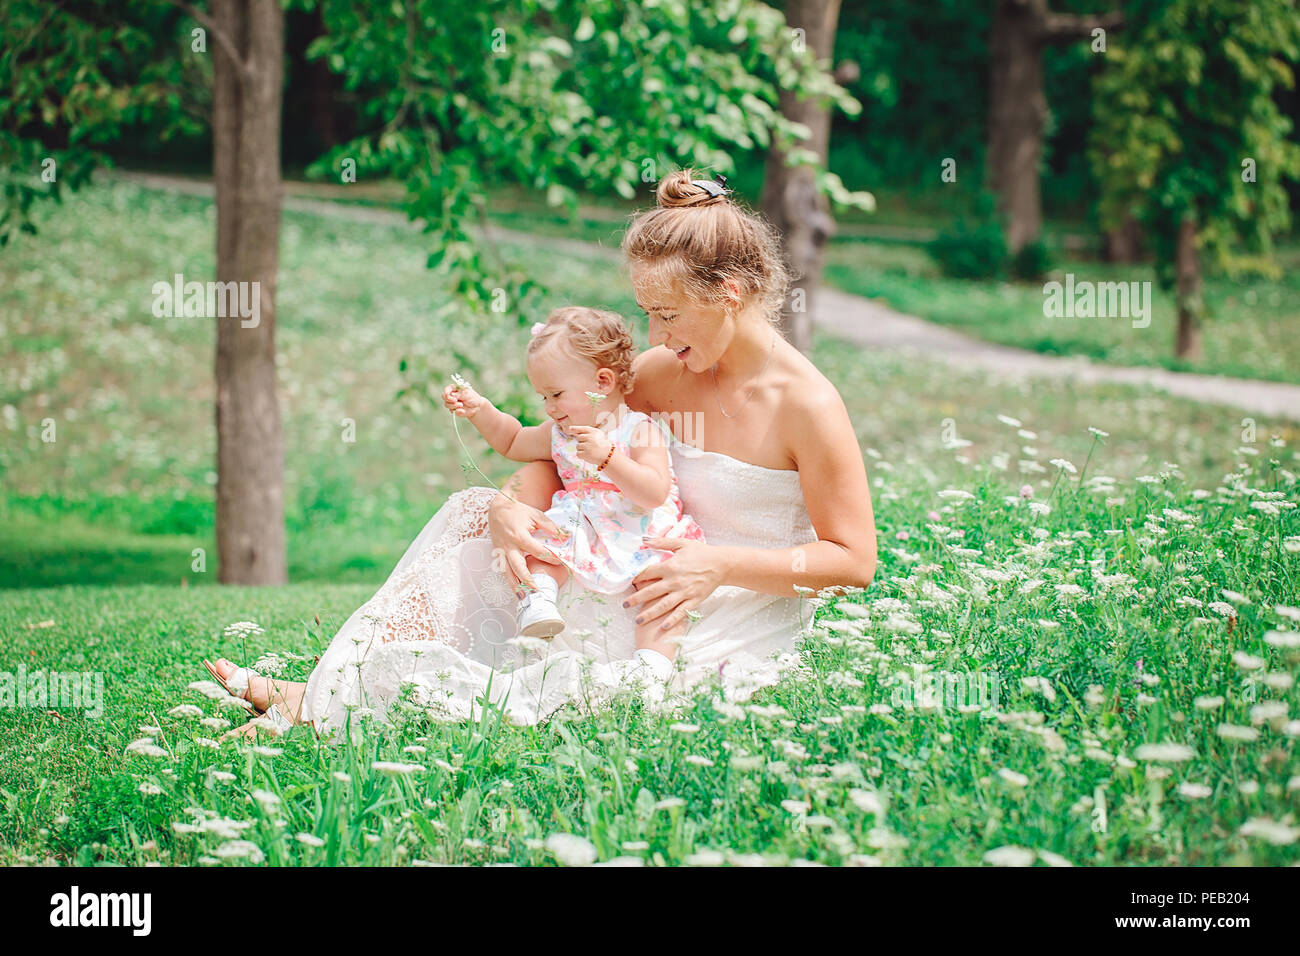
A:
[527,342,612,432]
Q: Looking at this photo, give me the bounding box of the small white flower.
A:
[1021,676,1056,703]
[780,799,810,815]
[1133,743,1195,762]
[1239,817,1298,846]
[983,845,1035,867]
[1216,723,1259,742]
[125,738,168,758]
[214,840,265,862]
[996,415,1023,428]
[1264,630,1300,649]
[1178,783,1212,799]
[997,768,1030,788]
[545,833,598,866]
[371,761,423,776]
[296,832,325,847]
[669,722,700,734]
[1232,651,1265,671]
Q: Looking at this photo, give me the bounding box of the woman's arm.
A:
[625,383,877,631]
[487,460,567,589]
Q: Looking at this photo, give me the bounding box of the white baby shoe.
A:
[517,574,565,638]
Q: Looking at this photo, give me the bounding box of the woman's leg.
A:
[207,659,308,731]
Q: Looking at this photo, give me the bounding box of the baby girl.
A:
[442,306,706,685]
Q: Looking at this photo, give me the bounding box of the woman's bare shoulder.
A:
[781,343,846,415]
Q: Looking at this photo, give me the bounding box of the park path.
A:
[116,171,1300,422]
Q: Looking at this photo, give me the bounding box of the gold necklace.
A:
[711,333,776,419]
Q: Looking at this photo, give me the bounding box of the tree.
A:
[4,0,860,579]
[987,0,1122,253]
[759,0,871,353]
[207,0,288,584]
[1089,0,1300,360]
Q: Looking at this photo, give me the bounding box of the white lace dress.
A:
[298,439,821,738]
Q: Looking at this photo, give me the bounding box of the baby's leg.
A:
[634,615,687,674]
[524,554,568,592]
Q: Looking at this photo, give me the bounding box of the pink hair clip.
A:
[530,321,547,336]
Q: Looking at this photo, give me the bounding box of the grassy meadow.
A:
[1,180,1298,866]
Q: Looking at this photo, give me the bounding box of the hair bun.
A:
[656,169,730,209]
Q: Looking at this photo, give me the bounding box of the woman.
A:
[205,169,878,739]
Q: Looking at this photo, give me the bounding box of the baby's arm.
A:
[600,420,672,511]
[443,383,553,462]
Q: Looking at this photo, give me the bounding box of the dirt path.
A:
[116,171,1300,422]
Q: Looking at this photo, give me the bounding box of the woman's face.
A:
[631,267,737,373]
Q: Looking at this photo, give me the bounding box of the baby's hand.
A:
[567,424,613,467]
[443,381,487,419]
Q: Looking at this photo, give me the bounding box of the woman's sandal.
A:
[202,659,265,714]
[203,659,296,739]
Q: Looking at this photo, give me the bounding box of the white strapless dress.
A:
[298,441,821,738]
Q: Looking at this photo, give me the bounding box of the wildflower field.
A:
[2,182,1298,866]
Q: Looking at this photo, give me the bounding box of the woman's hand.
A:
[624,538,729,631]
[487,493,567,591]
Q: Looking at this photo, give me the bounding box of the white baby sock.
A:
[633,648,673,682]
[527,572,559,603]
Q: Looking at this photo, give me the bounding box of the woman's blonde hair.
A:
[620,168,792,324]
[527,306,637,394]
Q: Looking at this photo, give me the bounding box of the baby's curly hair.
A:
[527,306,637,395]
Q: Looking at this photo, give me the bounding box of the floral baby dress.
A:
[532,409,706,595]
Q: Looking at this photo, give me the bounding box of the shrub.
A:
[927,194,1008,279]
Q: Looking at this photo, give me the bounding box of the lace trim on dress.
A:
[359,487,500,647]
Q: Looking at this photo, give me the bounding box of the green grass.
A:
[2,179,1299,865]
[824,239,1300,384]
[1,442,1297,866]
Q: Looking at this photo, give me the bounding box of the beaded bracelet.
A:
[596,445,616,472]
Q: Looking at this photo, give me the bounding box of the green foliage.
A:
[1010,238,1056,281]
[298,0,866,324]
[1088,0,1300,290]
[926,193,1008,279]
[0,0,205,244]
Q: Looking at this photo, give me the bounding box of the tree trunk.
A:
[988,0,1045,255]
[1174,217,1202,361]
[213,0,287,584]
[760,0,841,355]
[1102,215,1143,263]
[988,1,1123,254]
